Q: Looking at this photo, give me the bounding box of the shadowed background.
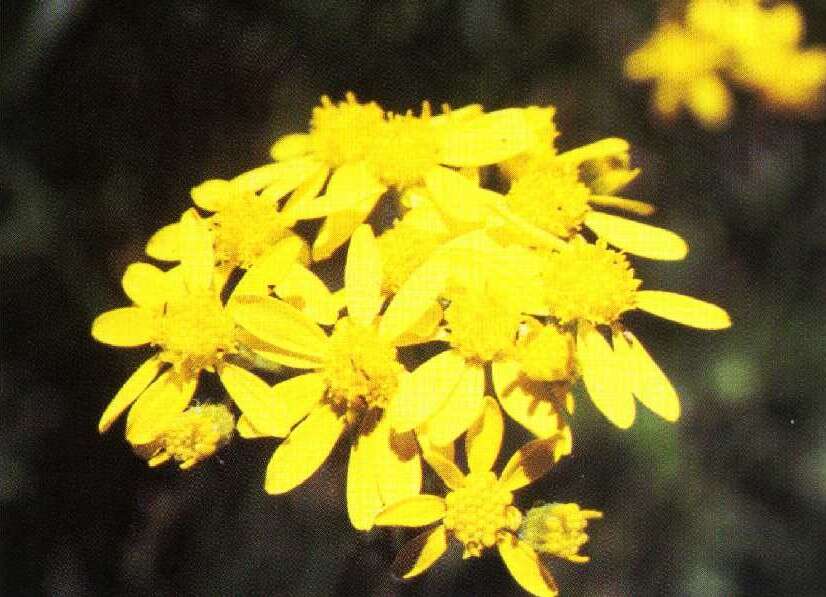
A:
[2,1,825,595]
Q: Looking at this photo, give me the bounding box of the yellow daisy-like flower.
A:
[375,398,570,597]
[263,94,536,260]
[540,236,731,428]
[625,23,732,129]
[91,210,289,449]
[230,224,449,529]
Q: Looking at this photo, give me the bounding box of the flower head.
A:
[519,503,603,563]
[146,403,235,470]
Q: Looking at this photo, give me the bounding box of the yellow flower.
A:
[375,398,568,597]
[518,502,602,563]
[230,225,449,529]
[540,237,730,428]
[91,210,289,448]
[625,23,732,129]
[144,403,235,470]
[268,95,536,260]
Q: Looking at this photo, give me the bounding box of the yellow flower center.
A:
[443,471,520,558]
[541,238,640,325]
[321,317,403,416]
[151,404,235,470]
[155,290,236,374]
[506,164,592,238]
[309,93,385,167]
[366,105,441,189]
[209,192,291,268]
[518,502,603,563]
[516,323,574,382]
[444,288,522,363]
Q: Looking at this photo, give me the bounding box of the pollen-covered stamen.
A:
[541,237,640,325]
[310,92,385,167]
[155,290,236,374]
[209,192,291,268]
[444,288,522,363]
[320,317,403,416]
[148,404,236,470]
[506,164,592,238]
[366,104,441,189]
[518,502,603,563]
[443,471,521,558]
[516,323,574,382]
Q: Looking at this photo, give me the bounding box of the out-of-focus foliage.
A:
[2,1,826,595]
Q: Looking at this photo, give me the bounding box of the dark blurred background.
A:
[2,2,825,595]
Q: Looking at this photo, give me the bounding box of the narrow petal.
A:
[374,495,446,527]
[492,360,570,440]
[347,424,383,531]
[500,435,565,492]
[228,235,306,300]
[271,372,327,430]
[577,324,635,429]
[282,164,330,213]
[235,330,324,370]
[275,264,340,325]
[387,350,466,433]
[270,134,311,160]
[379,256,449,344]
[98,357,163,433]
[249,158,321,200]
[145,222,181,261]
[236,415,269,439]
[588,194,653,216]
[122,263,169,308]
[391,526,449,580]
[231,295,329,359]
[91,307,155,347]
[376,421,422,507]
[264,404,346,494]
[584,211,688,261]
[498,536,559,597]
[178,209,214,292]
[290,161,385,220]
[439,108,533,166]
[423,166,496,225]
[312,210,370,261]
[219,363,287,437]
[421,445,466,490]
[344,224,384,326]
[190,179,228,212]
[557,137,630,165]
[617,331,680,422]
[635,290,731,330]
[465,396,504,474]
[125,371,197,445]
[421,362,486,447]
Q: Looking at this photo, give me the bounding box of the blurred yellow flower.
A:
[145,403,235,470]
[519,503,603,563]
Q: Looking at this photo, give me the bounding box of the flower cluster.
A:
[92,94,730,596]
[625,0,826,129]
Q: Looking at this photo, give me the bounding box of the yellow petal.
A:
[465,396,504,474]
[275,264,340,326]
[98,357,163,433]
[219,363,287,437]
[231,295,329,359]
[588,194,654,217]
[635,290,731,330]
[688,74,732,130]
[228,235,305,300]
[190,179,228,212]
[312,210,370,261]
[282,164,330,213]
[344,224,384,326]
[236,415,268,439]
[145,222,181,261]
[500,435,564,492]
[439,108,533,166]
[271,372,327,430]
[376,422,422,507]
[584,211,688,261]
[374,495,446,527]
[498,536,559,597]
[178,209,214,292]
[557,137,630,165]
[235,330,324,370]
[270,134,311,160]
[122,263,168,308]
[91,307,155,347]
[265,404,346,494]
[577,324,635,429]
[347,421,383,531]
[252,158,322,201]
[125,371,197,445]
[421,444,466,490]
[388,350,466,433]
[421,362,486,447]
[616,331,680,422]
[391,526,449,579]
[379,256,449,344]
[492,360,570,441]
[424,166,496,226]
